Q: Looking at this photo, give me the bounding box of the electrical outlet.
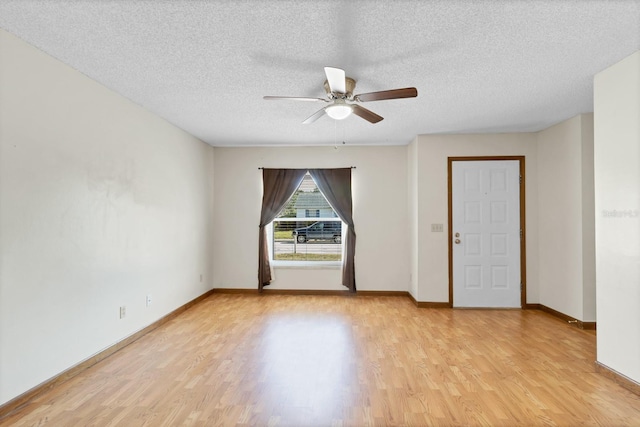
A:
[146,294,152,307]
[200,274,203,282]
[119,306,126,319]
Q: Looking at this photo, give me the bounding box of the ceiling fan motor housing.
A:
[324,77,356,99]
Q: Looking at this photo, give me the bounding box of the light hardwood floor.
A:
[2,294,640,426]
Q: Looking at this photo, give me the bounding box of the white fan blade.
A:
[324,67,346,94]
[264,96,328,102]
[302,108,326,124]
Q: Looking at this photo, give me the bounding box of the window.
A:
[271,173,343,263]
[305,209,320,218]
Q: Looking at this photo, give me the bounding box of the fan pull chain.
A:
[342,120,346,146]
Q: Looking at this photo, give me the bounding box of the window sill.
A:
[272,261,342,270]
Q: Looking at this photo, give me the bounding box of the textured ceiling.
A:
[1,1,639,146]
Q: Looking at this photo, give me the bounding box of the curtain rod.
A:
[258,166,356,170]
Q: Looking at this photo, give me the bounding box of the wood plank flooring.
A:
[2,294,640,426]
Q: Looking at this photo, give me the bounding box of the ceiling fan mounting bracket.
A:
[324,77,356,99]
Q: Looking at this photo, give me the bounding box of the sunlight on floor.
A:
[259,314,356,419]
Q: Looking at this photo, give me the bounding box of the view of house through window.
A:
[272,172,343,262]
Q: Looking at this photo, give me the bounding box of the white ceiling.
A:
[1,1,639,147]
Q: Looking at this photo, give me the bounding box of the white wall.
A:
[536,114,595,321]
[411,133,539,303]
[581,116,596,322]
[212,146,409,291]
[0,30,215,405]
[594,51,640,383]
[407,138,419,299]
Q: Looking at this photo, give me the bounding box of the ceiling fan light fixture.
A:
[325,102,353,120]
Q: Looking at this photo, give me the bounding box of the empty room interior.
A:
[1,1,640,425]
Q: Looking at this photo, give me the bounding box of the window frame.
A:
[267,172,345,268]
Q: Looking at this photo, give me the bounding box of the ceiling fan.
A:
[264,67,418,124]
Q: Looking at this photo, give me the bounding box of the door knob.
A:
[455,232,460,237]
[455,239,461,244]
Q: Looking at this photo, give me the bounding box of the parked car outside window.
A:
[292,221,342,244]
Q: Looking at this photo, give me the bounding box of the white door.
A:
[452,160,521,308]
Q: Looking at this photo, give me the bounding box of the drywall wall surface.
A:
[212,145,409,292]
[594,51,640,383]
[407,137,419,300]
[0,30,215,404]
[580,114,596,322]
[537,114,595,321]
[413,133,539,303]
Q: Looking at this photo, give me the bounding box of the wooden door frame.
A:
[447,156,527,308]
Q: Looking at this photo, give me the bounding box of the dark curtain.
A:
[308,168,356,292]
[258,168,307,290]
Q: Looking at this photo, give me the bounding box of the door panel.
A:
[452,160,521,308]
